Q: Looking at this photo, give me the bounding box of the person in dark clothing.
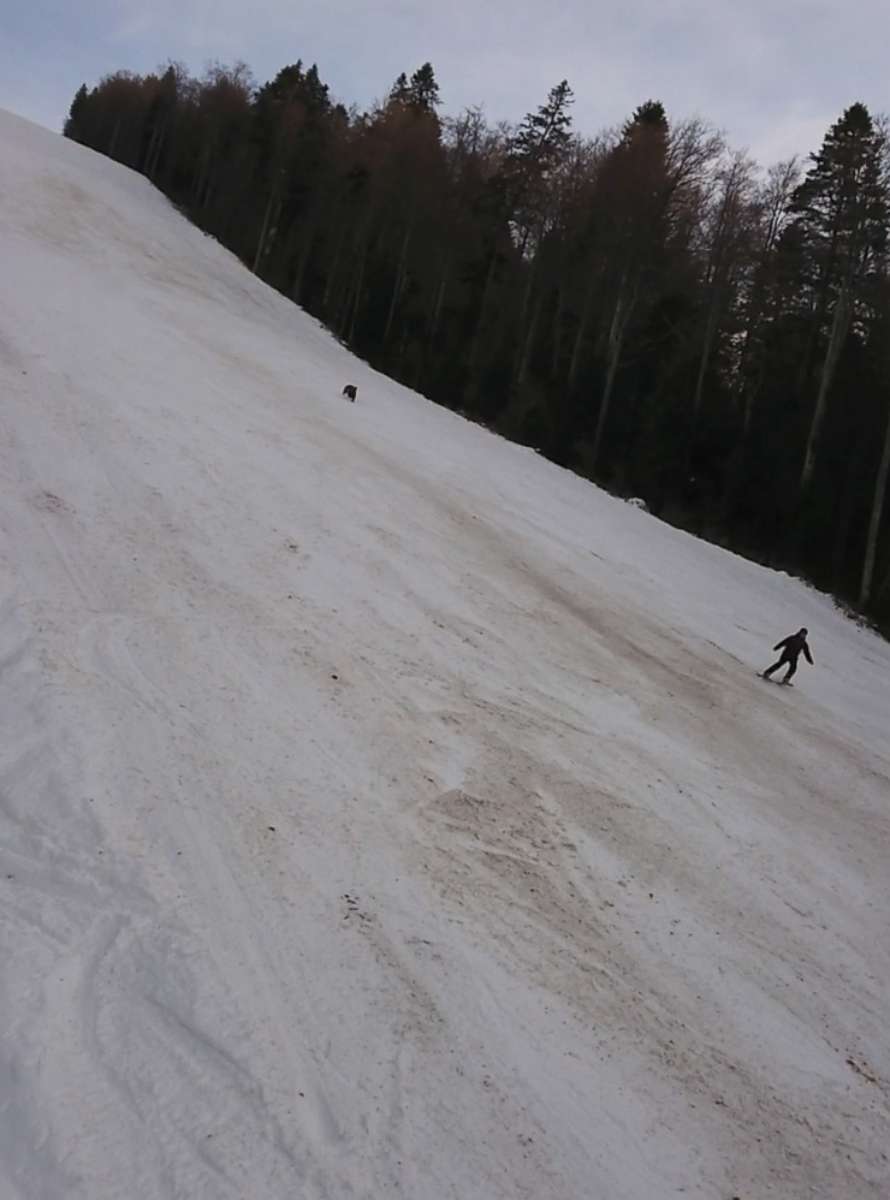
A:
[762,628,814,684]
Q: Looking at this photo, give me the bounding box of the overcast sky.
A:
[2,0,887,165]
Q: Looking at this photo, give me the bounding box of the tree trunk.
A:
[513,250,542,385]
[734,181,791,430]
[468,249,498,369]
[830,462,859,592]
[551,284,565,380]
[345,250,366,345]
[732,295,759,426]
[796,226,841,399]
[108,117,121,159]
[429,257,451,346]
[203,174,216,219]
[567,276,596,393]
[800,285,850,492]
[142,127,158,176]
[877,554,890,603]
[692,290,721,423]
[517,295,543,387]
[683,286,725,481]
[384,225,412,346]
[252,191,278,275]
[322,226,346,315]
[292,222,317,304]
[517,248,539,332]
[859,400,890,608]
[146,124,167,181]
[591,275,635,469]
[192,144,210,207]
[741,352,768,439]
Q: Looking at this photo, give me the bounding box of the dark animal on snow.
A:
[342,384,357,402]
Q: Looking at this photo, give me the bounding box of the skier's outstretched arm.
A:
[804,645,814,665]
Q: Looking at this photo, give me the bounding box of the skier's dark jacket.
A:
[774,631,813,664]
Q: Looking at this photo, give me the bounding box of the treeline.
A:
[64,62,890,629]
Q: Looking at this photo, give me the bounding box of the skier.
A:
[762,628,813,685]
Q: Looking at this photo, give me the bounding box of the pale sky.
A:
[1,0,887,165]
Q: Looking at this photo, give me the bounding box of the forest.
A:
[63,61,890,631]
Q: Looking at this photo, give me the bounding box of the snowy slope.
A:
[1,109,888,1200]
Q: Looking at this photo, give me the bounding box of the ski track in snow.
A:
[1,110,889,1199]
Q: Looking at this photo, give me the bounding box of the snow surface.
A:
[1,108,888,1200]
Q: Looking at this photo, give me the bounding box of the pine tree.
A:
[64,84,90,142]
[388,73,411,107]
[250,62,333,276]
[141,64,180,181]
[791,104,889,492]
[504,80,574,253]
[589,100,670,468]
[408,64,440,113]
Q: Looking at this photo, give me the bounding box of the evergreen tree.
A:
[588,100,671,469]
[503,80,574,254]
[790,103,889,492]
[408,63,440,113]
[141,64,181,181]
[388,73,411,107]
[64,84,90,142]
